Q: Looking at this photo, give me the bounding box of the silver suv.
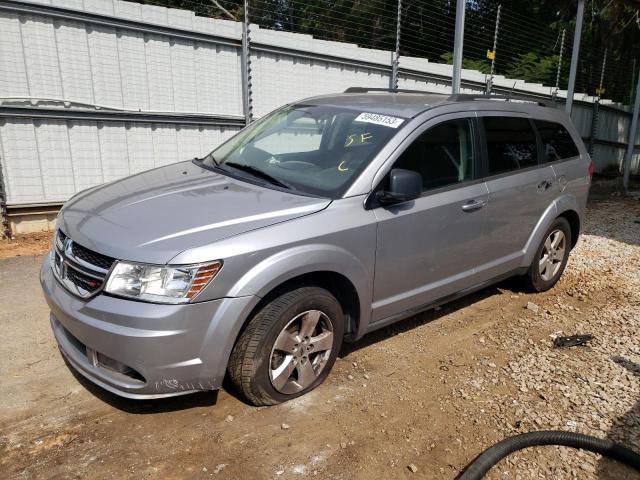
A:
[41,90,591,405]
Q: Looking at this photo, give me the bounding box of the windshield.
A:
[201,104,405,198]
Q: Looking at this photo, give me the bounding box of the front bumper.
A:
[40,254,257,399]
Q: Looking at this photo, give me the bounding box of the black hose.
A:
[458,431,640,480]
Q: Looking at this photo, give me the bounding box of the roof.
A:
[298,92,451,118]
[297,89,554,118]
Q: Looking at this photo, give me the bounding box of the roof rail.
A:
[344,87,431,94]
[446,94,554,107]
[343,88,554,107]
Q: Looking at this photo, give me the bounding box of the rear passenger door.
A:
[477,114,556,280]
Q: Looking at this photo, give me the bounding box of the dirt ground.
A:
[0,231,52,259]
[1,187,639,479]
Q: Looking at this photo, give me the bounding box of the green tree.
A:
[440,52,491,74]
[504,52,561,85]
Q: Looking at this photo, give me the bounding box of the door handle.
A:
[537,179,553,191]
[461,200,486,212]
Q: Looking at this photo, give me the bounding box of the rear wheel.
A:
[525,217,572,292]
[228,286,344,406]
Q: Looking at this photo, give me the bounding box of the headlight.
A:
[105,261,222,304]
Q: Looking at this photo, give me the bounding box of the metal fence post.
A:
[451,0,466,94]
[552,29,566,100]
[485,4,501,94]
[390,0,402,90]
[631,59,637,106]
[589,49,607,159]
[565,0,584,115]
[623,71,640,192]
[241,0,253,124]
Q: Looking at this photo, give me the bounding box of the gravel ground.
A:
[0,188,639,479]
[463,198,640,479]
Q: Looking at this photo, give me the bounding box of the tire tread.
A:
[228,286,339,406]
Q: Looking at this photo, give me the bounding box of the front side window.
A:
[394,118,475,191]
[201,105,405,198]
[484,117,538,174]
[534,120,580,162]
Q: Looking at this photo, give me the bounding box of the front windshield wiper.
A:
[224,162,293,190]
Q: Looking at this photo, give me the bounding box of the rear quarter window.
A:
[534,120,580,162]
[483,116,538,175]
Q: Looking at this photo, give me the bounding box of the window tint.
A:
[534,120,580,162]
[484,117,538,174]
[394,118,475,191]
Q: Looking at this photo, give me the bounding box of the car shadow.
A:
[596,357,640,479]
[62,356,219,413]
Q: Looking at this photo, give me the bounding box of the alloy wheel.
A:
[539,229,566,281]
[269,310,334,394]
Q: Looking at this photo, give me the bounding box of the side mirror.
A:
[376,168,422,206]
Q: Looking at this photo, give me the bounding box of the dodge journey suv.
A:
[41,89,591,405]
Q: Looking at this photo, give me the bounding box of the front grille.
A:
[52,229,115,299]
[66,267,102,293]
[71,242,114,271]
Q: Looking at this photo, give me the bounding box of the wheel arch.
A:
[227,244,372,341]
[557,208,580,249]
[521,194,582,267]
[240,271,362,341]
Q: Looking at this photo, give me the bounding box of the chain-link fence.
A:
[140,0,639,104]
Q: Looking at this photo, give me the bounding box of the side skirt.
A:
[361,267,528,337]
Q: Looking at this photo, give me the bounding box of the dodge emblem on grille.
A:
[64,237,73,256]
[52,231,109,299]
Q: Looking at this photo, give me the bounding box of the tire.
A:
[228,286,345,406]
[525,217,572,292]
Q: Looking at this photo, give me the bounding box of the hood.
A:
[59,161,330,264]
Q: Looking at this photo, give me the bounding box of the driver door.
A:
[371,115,489,323]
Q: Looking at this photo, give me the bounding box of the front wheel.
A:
[228,286,344,406]
[525,217,572,292]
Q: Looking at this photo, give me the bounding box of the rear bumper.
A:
[40,254,258,399]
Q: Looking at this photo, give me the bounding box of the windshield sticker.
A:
[355,112,404,129]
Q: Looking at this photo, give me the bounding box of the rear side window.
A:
[394,118,475,191]
[483,117,538,174]
[534,120,580,162]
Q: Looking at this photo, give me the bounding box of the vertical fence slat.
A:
[451,0,466,94]
[565,0,585,115]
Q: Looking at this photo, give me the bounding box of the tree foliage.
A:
[505,52,563,85]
